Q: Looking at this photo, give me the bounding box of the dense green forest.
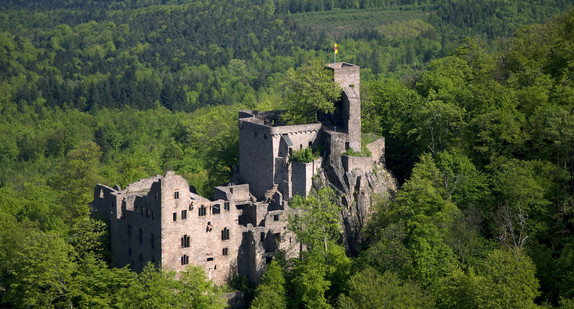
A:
[1,0,574,307]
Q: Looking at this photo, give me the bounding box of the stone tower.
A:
[327,62,361,152]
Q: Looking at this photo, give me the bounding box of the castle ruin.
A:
[92,62,393,285]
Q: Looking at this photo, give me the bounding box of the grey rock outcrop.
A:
[314,138,397,254]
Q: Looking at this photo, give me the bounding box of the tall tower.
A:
[326,62,361,152]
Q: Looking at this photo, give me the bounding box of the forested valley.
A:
[1,0,574,307]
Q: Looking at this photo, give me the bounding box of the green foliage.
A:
[439,250,540,308]
[288,187,341,253]
[291,147,320,163]
[251,260,287,309]
[118,264,225,309]
[282,60,342,124]
[4,232,78,308]
[3,2,574,307]
[337,267,434,309]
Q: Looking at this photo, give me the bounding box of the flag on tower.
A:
[335,43,338,54]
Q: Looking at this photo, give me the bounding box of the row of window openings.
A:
[254,131,268,139]
[173,202,230,221]
[181,228,229,247]
[134,205,155,220]
[128,248,155,264]
[254,132,315,150]
[127,225,155,248]
[181,249,228,266]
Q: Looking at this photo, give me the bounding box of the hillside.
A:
[1,0,574,307]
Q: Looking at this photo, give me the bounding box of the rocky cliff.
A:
[313,137,397,254]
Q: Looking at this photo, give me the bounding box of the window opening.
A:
[181,235,190,248]
[174,191,179,199]
[273,214,279,221]
[212,204,220,215]
[128,225,132,237]
[260,232,265,242]
[223,248,228,256]
[221,228,230,241]
[181,254,189,265]
[224,201,230,211]
[181,210,187,219]
[207,257,214,262]
[199,205,207,216]
[173,212,177,221]
[150,233,155,248]
[138,229,143,244]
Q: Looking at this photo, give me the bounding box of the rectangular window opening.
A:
[181,235,190,248]
[221,228,230,241]
[199,206,207,216]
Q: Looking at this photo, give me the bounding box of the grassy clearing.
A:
[291,6,431,38]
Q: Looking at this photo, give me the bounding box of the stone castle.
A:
[92,62,393,285]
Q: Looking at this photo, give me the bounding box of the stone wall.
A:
[93,171,296,286]
[342,155,372,173]
[292,157,322,197]
[326,62,362,153]
[342,87,361,152]
[366,137,385,165]
[238,119,275,199]
[327,62,360,97]
[214,184,251,203]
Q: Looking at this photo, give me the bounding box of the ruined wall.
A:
[214,184,251,203]
[366,137,385,165]
[94,171,297,286]
[159,172,243,284]
[94,175,164,273]
[239,112,322,199]
[343,87,361,152]
[327,63,361,153]
[239,119,275,199]
[342,155,372,173]
[329,63,360,96]
[292,157,322,197]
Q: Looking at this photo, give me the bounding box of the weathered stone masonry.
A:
[92,62,391,285]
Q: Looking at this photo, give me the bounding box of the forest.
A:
[1,0,574,307]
